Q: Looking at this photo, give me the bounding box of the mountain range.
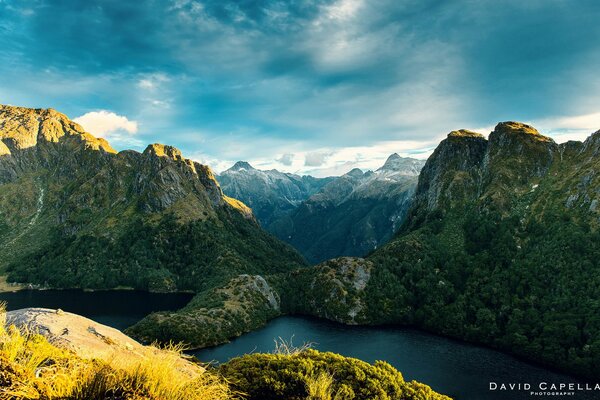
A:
[132,122,600,380]
[217,161,333,226]
[219,154,425,263]
[1,104,598,380]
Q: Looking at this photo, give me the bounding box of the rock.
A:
[5,308,202,376]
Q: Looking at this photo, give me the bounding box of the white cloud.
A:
[137,73,170,90]
[276,153,294,166]
[202,137,439,177]
[305,151,331,166]
[323,0,363,20]
[74,110,138,137]
[74,110,141,148]
[533,112,600,142]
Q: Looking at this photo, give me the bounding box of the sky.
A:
[1,0,599,177]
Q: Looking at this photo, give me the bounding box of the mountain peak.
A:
[0,104,116,154]
[493,121,553,143]
[143,143,183,161]
[377,153,424,176]
[228,161,255,171]
[345,168,364,178]
[383,152,401,163]
[447,129,485,139]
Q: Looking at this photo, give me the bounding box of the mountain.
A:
[217,161,333,226]
[0,105,305,292]
[287,122,600,378]
[268,154,425,263]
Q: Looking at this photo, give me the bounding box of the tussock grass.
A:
[272,336,314,356]
[305,372,334,400]
[0,303,237,400]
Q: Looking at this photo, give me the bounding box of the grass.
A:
[305,372,334,400]
[0,304,237,400]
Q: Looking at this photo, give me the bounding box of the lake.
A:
[0,290,596,400]
[0,289,194,330]
[194,316,597,400]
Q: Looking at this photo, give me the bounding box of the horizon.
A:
[1,1,599,176]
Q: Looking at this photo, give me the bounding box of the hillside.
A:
[0,105,306,292]
[218,161,333,227]
[289,123,600,378]
[269,154,425,263]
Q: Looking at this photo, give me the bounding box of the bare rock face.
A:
[6,308,144,359]
[5,308,202,376]
[415,129,488,212]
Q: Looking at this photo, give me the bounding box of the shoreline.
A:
[1,283,594,383]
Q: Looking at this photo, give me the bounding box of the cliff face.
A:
[413,130,487,213]
[0,105,305,291]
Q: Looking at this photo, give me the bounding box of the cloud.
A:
[74,110,138,136]
[276,153,294,166]
[1,0,600,174]
[304,151,331,166]
[533,112,600,142]
[73,110,141,147]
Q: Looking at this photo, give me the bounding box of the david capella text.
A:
[490,382,600,396]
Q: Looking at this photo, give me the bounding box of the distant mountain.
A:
[0,105,305,291]
[217,162,334,226]
[268,154,426,263]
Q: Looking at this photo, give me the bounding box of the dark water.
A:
[0,289,194,330]
[1,290,597,400]
[195,316,599,400]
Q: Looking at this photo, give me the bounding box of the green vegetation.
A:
[7,210,304,292]
[270,123,600,380]
[364,208,600,378]
[220,348,450,400]
[126,274,282,348]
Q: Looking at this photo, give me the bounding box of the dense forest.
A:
[7,209,305,292]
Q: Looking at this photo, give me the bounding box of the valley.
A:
[1,105,599,398]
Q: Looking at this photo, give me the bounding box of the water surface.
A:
[1,290,596,400]
[195,316,597,400]
[0,289,194,330]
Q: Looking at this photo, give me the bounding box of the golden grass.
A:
[0,303,237,400]
[305,372,335,400]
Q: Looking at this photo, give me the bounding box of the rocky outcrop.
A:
[412,122,565,217]
[414,129,487,213]
[283,257,374,324]
[5,308,202,376]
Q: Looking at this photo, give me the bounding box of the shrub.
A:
[219,349,450,400]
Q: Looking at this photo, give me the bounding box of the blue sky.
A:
[1,0,599,176]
